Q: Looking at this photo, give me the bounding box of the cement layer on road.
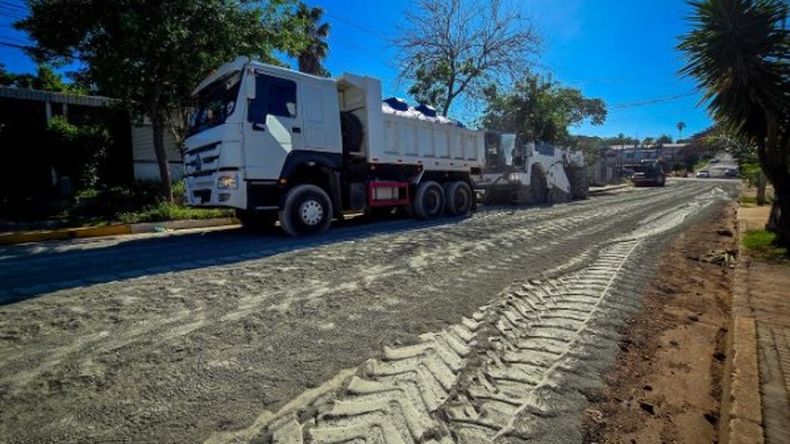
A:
[0,181,738,443]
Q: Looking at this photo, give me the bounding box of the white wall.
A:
[131,121,184,182]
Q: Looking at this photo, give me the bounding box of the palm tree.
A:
[678,0,789,247]
[676,121,686,141]
[294,4,330,77]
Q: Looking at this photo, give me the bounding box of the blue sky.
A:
[0,0,713,140]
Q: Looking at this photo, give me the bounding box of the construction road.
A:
[0,179,738,443]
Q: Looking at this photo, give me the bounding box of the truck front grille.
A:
[193,189,211,203]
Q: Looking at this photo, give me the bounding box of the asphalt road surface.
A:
[0,179,738,443]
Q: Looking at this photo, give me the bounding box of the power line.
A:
[0,11,26,21]
[0,39,31,50]
[324,12,387,39]
[0,1,25,12]
[609,91,697,110]
[331,38,395,68]
[0,32,26,44]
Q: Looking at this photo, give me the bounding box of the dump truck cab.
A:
[184,57,342,214]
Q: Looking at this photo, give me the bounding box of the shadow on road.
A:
[0,213,473,305]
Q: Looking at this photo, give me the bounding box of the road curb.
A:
[0,217,238,246]
[721,214,765,444]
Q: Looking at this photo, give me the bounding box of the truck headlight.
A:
[216,174,239,190]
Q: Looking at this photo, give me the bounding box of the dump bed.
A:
[337,74,485,173]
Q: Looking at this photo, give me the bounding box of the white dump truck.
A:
[184,57,484,236]
[475,132,589,205]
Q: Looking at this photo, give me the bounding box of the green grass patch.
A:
[742,230,789,262]
[118,202,233,224]
[740,195,757,205]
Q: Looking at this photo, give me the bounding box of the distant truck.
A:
[184,57,484,236]
[627,159,666,187]
[475,132,588,204]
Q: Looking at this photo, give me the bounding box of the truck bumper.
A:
[185,173,247,210]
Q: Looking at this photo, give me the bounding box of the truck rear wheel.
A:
[444,181,472,216]
[279,184,333,237]
[412,181,444,220]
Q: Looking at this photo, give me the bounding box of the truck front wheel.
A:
[279,184,333,236]
[412,181,445,220]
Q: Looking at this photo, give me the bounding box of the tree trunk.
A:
[756,171,767,205]
[765,175,790,248]
[758,113,790,248]
[151,113,173,202]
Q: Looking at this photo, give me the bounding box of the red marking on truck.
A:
[368,181,410,207]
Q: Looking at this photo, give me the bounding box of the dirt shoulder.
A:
[584,203,738,443]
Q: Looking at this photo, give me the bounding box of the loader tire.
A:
[530,165,548,204]
[566,165,589,200]
[412,181,445,220]
[444,181,473,216]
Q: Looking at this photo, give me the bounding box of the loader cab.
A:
[483,131,525,173]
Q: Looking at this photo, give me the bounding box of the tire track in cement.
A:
[236,187,728,444]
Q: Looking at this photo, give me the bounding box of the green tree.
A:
[480,74,606,145]
[679,0,789,246]
[703,126,769,203]
[606,133,640,147]
[46,115,111,190]
[676,121,686,140]
[656,134,673,144]
[292,4,330,77]
[0,63,70,91]
[395,0,540,116]
[17,0,306,201]
[0,64,15,86]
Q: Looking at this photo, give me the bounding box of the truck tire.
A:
[530,165,548,204]
[412,181,445,220]
[279,184,333,236]
[444,181,473,216]
[340,111,363,154]
[236,209,278,232]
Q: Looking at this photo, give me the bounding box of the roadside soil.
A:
[583,203,738,443]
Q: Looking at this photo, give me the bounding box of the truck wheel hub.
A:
[300,200,324,226]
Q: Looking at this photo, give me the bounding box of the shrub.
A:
[46,116,112,190]
[740,162,763,187]
[118,202,232,224]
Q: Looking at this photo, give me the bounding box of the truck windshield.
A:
[188,71,241,135]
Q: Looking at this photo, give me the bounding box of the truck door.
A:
[244,73,303,180]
